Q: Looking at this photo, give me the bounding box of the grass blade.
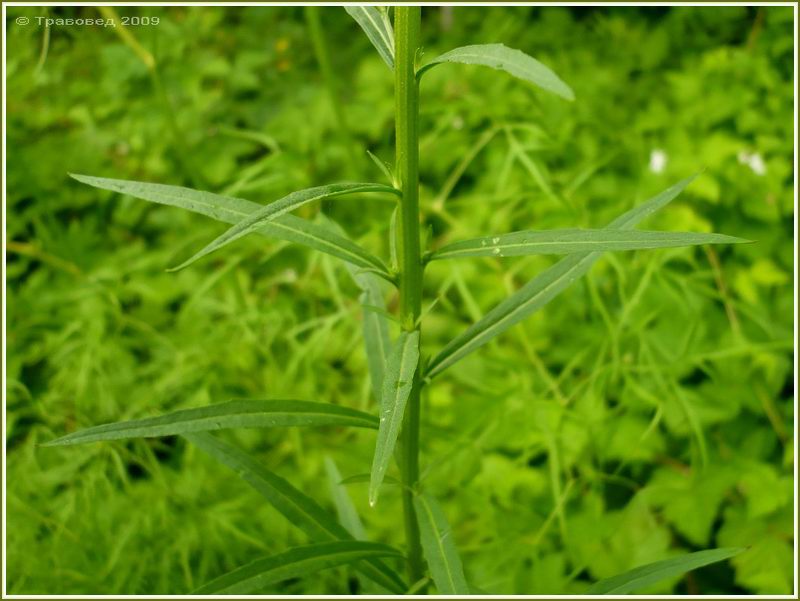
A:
[426,175,699,380]
[325,457,367,540]
[194,541,403,594]
[369,331,420,506]
[586,548,745,594]
[428,229,748,261]
[69,174,390,275]
[417,43,574,101]
[345,6,394,70]
[184,432,407,593]
[413,493,470,594]
[170,182,400,271]
[43,400,377,447]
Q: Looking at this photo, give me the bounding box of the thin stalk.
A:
[304,7,360,176]
[33,8,51,78]
[394,6,425,585]
[97,6,203,188]
[150,67,205,188]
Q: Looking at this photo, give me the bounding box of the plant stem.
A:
[394,6,425,585]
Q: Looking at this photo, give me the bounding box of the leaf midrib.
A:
[419,497,459,593]
[361,7,393,55]
[432,234,732,258]
[379,336,413,467]
[59,410,377,437]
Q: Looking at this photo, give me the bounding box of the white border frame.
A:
[2,2,797,599]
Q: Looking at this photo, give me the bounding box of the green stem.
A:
[394,6,425,585]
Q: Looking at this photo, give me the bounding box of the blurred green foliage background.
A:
[5,5,795,595]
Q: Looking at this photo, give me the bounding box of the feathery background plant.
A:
[6,5,794,595]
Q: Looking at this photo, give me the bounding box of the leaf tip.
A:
[39,438,64,448]
[167,251,205,273]
[68,172,92,184]
[368,474,383,507]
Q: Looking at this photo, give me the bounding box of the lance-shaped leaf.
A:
[428,229,748,261]
[43,400,378,447]
[171,182,400,271]
[194,541,403,594]
[358,278,393,403]
[426,175,699,380]
[417,43,574,101]
[586,548,745,594]
[184,432,406,593]
[322,213,394,402]
[345,6,394,70]
[369,331,420,506]
[325,457,367,540]
[69,174,390,276]
[413,493,470,595]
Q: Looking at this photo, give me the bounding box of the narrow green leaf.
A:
[417,43,574,101]
[320,213,394,403]
[586,548,745,594]
[184,432,340,541]
[170,182,400,271]
[69,174,390,275]
[369,331,420,506]
[194,541,403,594]
[43,400,377,447]
[428,229,748,261]
[413,493,470,595]
[426,175,698,380]
[184,432,406,594]
[366,150,395,186]
[344,6,394,70]
[360,282,393,403]
[324,457,367,540]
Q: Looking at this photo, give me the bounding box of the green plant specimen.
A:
[49,7,751,594]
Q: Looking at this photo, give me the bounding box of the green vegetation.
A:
[6,5,794,595]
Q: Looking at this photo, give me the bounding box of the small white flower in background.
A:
[738,150,767,176]
[649,149,668,174]
[749,154,767,176]
[452,116,464,130]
